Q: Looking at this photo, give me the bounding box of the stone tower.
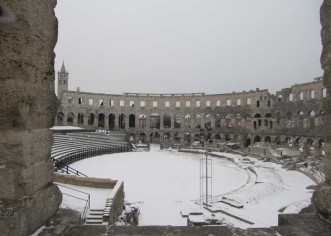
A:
[57,61,69,98]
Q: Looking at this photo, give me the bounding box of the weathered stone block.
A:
[19,160,54,195]
[0,129,53,167]
[313,184,331,217]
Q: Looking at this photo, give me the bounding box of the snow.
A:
[50,126,83,130]
[57,183,112,214]
[69,145,315,228]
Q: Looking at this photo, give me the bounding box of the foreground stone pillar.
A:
[313,0,331,217]
[0,1,62,235]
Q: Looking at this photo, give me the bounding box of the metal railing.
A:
[52,144,130,167]
[56,183,91,222]
[53,159,88,177]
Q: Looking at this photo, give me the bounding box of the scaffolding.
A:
[200,150,213,207]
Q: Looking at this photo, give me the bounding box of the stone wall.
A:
[56,78,326,150]
[313,0,331,217]
[54,173,118,189]
[0,1,61,235]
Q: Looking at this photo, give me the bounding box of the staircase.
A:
[85,209,106,225]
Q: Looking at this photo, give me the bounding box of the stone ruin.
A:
[0,0,331,235]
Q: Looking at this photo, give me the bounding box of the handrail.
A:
[56,183,91,221]
[53,158,88,177]
[52,143,130,168]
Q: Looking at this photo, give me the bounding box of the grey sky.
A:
[55,0,323,95]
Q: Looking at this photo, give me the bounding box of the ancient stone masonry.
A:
[56,67,326,153]
[0,1,62,235]
[313,0,331,218]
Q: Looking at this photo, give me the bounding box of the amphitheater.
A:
[1,1,331,236]
[56,63,326,153]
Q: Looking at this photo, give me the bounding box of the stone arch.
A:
[184,114,191,128]
[297,111,304,128]
[163,132,171,139]
[139,114,147,128]
[150,131,160,143]
[254,135,261,143]
[225,133,231,141]
[253,113,261,129]
[275,136,281,145]
[150,113,160,129]
[194,133,200,141]
[195,114,202,128]
[245,114,251,127]
[264,136,271,143]
[183,133,191,143]
[286,112,294,128]
[109,113,115,130]
[174,114,181,129]
[139,132,147,143]
[67,112,74,126]
[174,132,181,143]
[215,114,221,128]
[244,135,251,147]
[98,113,105,128]
[129,114,135,128]
[128,132,136,142]
[308,110,316,129]
[56,111,64,125]
[318,138,324,148]
[119,113,126,129]
[205,114,213,130]
[225,114,233,127]
[276,112,281,125]
[78,112,84,126]
[163,114,171,128]
[235,113,241,127]
[319,110,325,128]
[88,113,95,126]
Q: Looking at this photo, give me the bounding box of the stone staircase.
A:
[85,209,105,225]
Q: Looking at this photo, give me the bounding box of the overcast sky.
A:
[55,0,323,95]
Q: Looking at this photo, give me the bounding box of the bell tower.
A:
[57,61,69,98]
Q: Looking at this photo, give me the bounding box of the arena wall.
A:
[56,72,326,155]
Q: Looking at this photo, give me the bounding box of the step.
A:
[88,211,104,215]
[85,219,103,224]
[86,215,103,220]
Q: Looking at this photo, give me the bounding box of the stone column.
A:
[0,1,62,235]
[313,0,331,217]
[104,115,109,129]
[73,114,78,127]
[160,114,164,129]
[83,116,89,127]
[115,114,119,130]
[170,114,175,128]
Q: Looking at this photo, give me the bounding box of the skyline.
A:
[54,0,324,95]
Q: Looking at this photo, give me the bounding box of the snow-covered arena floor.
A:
[68,144,315,228]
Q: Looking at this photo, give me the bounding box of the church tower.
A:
[57,61,69,98]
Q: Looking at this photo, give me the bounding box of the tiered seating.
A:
[51,132,131,166]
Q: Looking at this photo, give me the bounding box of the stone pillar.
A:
[125,112,129,129]
[83,116,89,127]
[115,114,119,130]
[0,1,62,235]
[201,117,205,129]
[63,113,68,125]
[160,114,164,129]
[73,114,78,127]
[104,115,109,129]
[313,0,331,217]
[211,118,215,128]
[170,114,175,128]
[135,114,139,129]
